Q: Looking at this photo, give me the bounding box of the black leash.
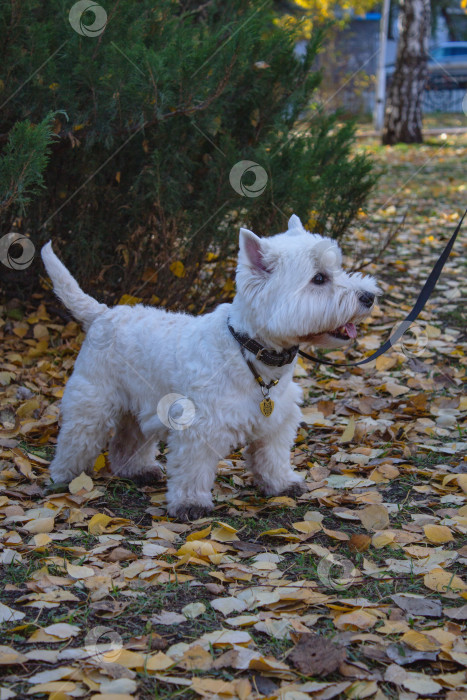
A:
[298,208,466,368]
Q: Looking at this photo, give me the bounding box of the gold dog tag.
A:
[260,397,274,417]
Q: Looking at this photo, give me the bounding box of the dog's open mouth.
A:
[299,322,357,343]
[328,322,357,340]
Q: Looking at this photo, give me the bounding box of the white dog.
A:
[42,215,378,520]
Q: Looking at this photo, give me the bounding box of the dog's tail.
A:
[41,242,107,329]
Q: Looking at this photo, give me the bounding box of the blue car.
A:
[386,42,467,90]
[429,42,467,66]
[427,43,467,90]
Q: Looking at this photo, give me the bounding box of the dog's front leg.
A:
[245,408,306,497]
[165,431,219,521]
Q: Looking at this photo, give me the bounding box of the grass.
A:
[3,560,42,588]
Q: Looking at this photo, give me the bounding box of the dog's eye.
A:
[311,273,327,285]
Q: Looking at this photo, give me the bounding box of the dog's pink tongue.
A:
[345,322,357,339]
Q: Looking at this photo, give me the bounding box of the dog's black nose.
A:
[359,291,375,308]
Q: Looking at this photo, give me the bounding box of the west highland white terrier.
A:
[42,215,379,520]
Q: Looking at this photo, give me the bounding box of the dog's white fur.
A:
[42,215,379,520]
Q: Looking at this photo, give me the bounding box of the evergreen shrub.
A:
[0,0,377,307]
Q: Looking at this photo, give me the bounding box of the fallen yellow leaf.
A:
[340,415,356,442]
[66,562,95,579]
[88,514,131,535]
[169,261,185,278]
[375,355,397,371]
[32,533,52,547]
[359,505,390,532]
[335,610,377,630]
[457,474,467,494]
[0,646,28,664]
[88,513,112,535]
[211,523,239,542]
[292,520,321,535]
[424,568,467,595]
[186,525,211,541]
[424,524,454,544]
[93,453,106,472]
[103,649,145,668]
[118,294,142,306]
[24,517,55,534]
[69,472,93,494]
[145,651,174,671]
[401,630,440,651]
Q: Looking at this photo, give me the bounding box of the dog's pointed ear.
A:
[239,228,269,273]
[288,214,306,235]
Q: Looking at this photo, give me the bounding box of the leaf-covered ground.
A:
[1,134,466,700]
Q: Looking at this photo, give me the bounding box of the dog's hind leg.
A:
[48,380,115,484]
[108,413,163,484]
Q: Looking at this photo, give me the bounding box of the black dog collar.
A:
[227,321,298,367]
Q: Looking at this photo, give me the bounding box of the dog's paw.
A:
[132,466,164,486]
[170,503,213,522]
[46,479,70,493]
[279,481,308,497]
[256,471,306,498]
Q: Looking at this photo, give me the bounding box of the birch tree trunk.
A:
[382,0,431,145]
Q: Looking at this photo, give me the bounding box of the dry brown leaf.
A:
[349,534,371,552]
[288,634,346,676]
[2,195,466,700]
[178,645,213,671]
[391,593,442,618]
